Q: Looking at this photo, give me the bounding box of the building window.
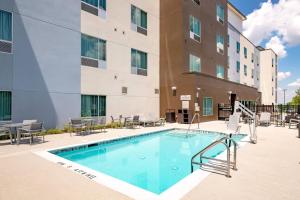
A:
[0,10,12,54]
[131,5,147,35]
[251,69,254,79]
[0,91,12,121]
[192,0,200,5]
[216,65,224,79]
[244,47,247,58]
[236,42,240,54]
[216,4,224,24]
[189,15,201,42]
[189,54,201,72]
[244,65,247,76]
[81,95,106,117]
[81,0,106,18]
[81,34,106,68]
[203,97,213,116]
[272,58,274,67]
[216,34,224,54]
[251,53,254,63]
[236,61,240,73]
[131,48,147,76]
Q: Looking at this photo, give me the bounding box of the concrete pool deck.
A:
[0,121,299,200]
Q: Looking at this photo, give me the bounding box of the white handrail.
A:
[234,101,257,144]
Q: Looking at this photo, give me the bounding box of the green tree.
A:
[290,88,300,105]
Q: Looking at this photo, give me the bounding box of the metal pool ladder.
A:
[186,112,200,136]
[191,136,238,177]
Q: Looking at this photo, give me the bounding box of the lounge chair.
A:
[18,122,45,145]
[258,112,271,126]
[289,116,300,129]
[70,119,87,136]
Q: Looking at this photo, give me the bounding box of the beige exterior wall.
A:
[81,0,160,120]
[259,50,277,104]
[239,36,259,88]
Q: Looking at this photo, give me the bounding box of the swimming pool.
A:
[50,129,245,195]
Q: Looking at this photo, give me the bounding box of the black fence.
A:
[218,104,300,120]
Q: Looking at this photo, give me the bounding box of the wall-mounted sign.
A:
[180,95,191,101]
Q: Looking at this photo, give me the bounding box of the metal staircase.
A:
[191,136,238,177]
[234,101,257,144]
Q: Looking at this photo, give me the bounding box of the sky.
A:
[229,0,300,104]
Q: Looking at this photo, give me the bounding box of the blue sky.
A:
[230,0,300,103]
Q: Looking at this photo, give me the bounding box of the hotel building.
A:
[0,0,159,128]
[160,0,263,123]
[0,0,277,127]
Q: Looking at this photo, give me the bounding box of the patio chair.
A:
[0,126,11,143]
[18,122,45,145]
[258,112,271,126]
[22,120,38,129]
[125,115,140,129]
[289,115,300,129]
[96,117,106,132]
[111,115,122,127]
[70,119,87,136]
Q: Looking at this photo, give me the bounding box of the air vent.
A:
[81,2,98,16]
[217,48,224,55]
[193,0,200,5]
[81,57,98,68]
[137,26,147,36]
[217,17,224,24]
[155,89,159,94]
[193,34,200,42]
[137,68,147,76]
[122,87,128,95]
[0,41,12,53]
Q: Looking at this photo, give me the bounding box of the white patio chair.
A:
[18,122,45,145]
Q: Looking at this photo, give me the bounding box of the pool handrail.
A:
[191,136,238,177]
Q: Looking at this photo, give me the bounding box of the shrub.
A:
[46,129,63,135]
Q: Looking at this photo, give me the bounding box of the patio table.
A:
[3,123,24,144]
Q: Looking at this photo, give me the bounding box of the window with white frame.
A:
[131,48,148,76]
[216,4,225,24]
[131,5,147,35]
[216,34,224,54]
[189,54,201,72]
[0,9,12,53]
[189,15,201,42]
[216,65,224,79]
[203,97,213,116]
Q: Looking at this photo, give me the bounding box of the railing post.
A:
[226,148,231,178]
[298,123,300,138]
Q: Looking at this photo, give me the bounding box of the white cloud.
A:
[243,0,300,58]
[266,36,287,58]
[288,79,300,87]
[277,71,291,81]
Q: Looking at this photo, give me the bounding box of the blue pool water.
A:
[52,129,245,194]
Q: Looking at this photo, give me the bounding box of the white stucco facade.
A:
[81,0,160,121]
[227,3,277,105]
[259,50,277,105]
